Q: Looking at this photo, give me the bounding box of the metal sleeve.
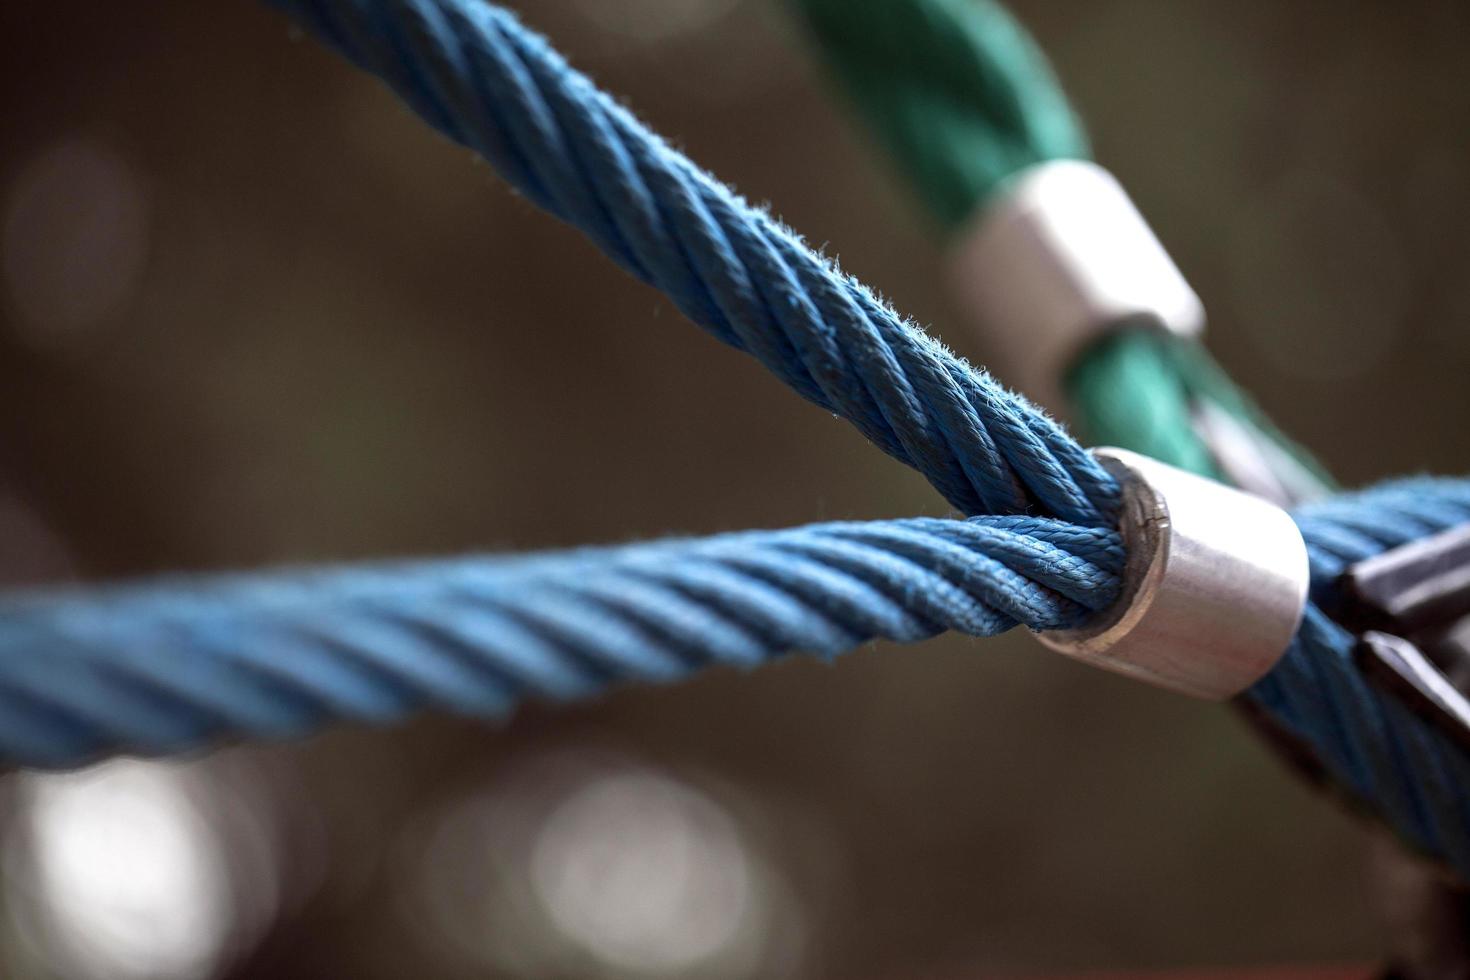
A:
[945,160,1204,410]
[1038,448,1309,699]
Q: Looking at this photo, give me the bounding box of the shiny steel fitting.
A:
[1039,448,1310,700]
[946,160,1204,410]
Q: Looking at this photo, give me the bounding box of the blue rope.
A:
[0,0,1464,896]
[6,473,1470,887]
[1252,478,1470,873]
[0,515,1122,767]
[262,0,1120,527]
[247,0,1470,880]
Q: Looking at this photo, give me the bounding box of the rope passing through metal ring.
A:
[1038,447,1310,699]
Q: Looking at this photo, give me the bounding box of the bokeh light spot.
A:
[3,760,233,980]
[2,137,150,351]
[529,770,752,975]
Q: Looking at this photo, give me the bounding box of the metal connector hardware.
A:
[1038,447,1310,700]
[1343,524,1470,751]
[946,160,1204,411]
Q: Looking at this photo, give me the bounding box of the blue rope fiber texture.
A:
[0,0,1462,891]
[3,472,1470,885]
[242,0,1470,878]
[0,516,1123,767]
[1255,479,1470,873]
[263,0,1120,529]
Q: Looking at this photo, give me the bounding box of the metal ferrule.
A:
[1038,448,1310,700]
[945,160,1204,411]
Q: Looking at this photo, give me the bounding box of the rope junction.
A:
[0,516,1123,767]
[794,0,1470,884]
[792,0,1332,497]
[0,0,1466,893]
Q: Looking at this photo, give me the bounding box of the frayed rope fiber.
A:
[0,0,1465,891]
[0,516,1124,767]
[266,0,1121,528]
[252,0,1470,880]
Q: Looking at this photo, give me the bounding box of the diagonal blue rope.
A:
[0,0,1461,896]
[263,0,1120,527]
[0,515,1123,768]
[245,0,1470,880]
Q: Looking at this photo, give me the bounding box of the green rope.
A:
[1065,332,1222,477]
[791,0,1332,489]
[791,0,1085,232]
[1066,332,1333,490]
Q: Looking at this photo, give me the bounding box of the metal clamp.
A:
[945,160,1204,411]
[1343,523,1470,751]
[1038,448,1310,700]
[1341,524,1470,973]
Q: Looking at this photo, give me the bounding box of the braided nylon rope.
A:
[791,0,1329,488]
[239,0,1470,879]
[1259,479,1470,873]
[265,0,1120,528]
[0,517,1122,767]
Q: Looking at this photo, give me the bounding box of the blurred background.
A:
[1,0,1469,977]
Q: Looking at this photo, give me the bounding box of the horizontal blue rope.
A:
[261,0,1120,528]
[234,0,1470,880]
[0,0,1460,896]
[0,515,1123,767]
[6,475,1470,889]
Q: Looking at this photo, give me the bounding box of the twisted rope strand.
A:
[253,0,1470,879]
[0,0,1455,892]
[1250,479,1470,876]
[0,515,1122,768]
[790,0,1088,230]
[792,0,1331,492]
[10,466,1470,887]
[266,0,1119,525]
